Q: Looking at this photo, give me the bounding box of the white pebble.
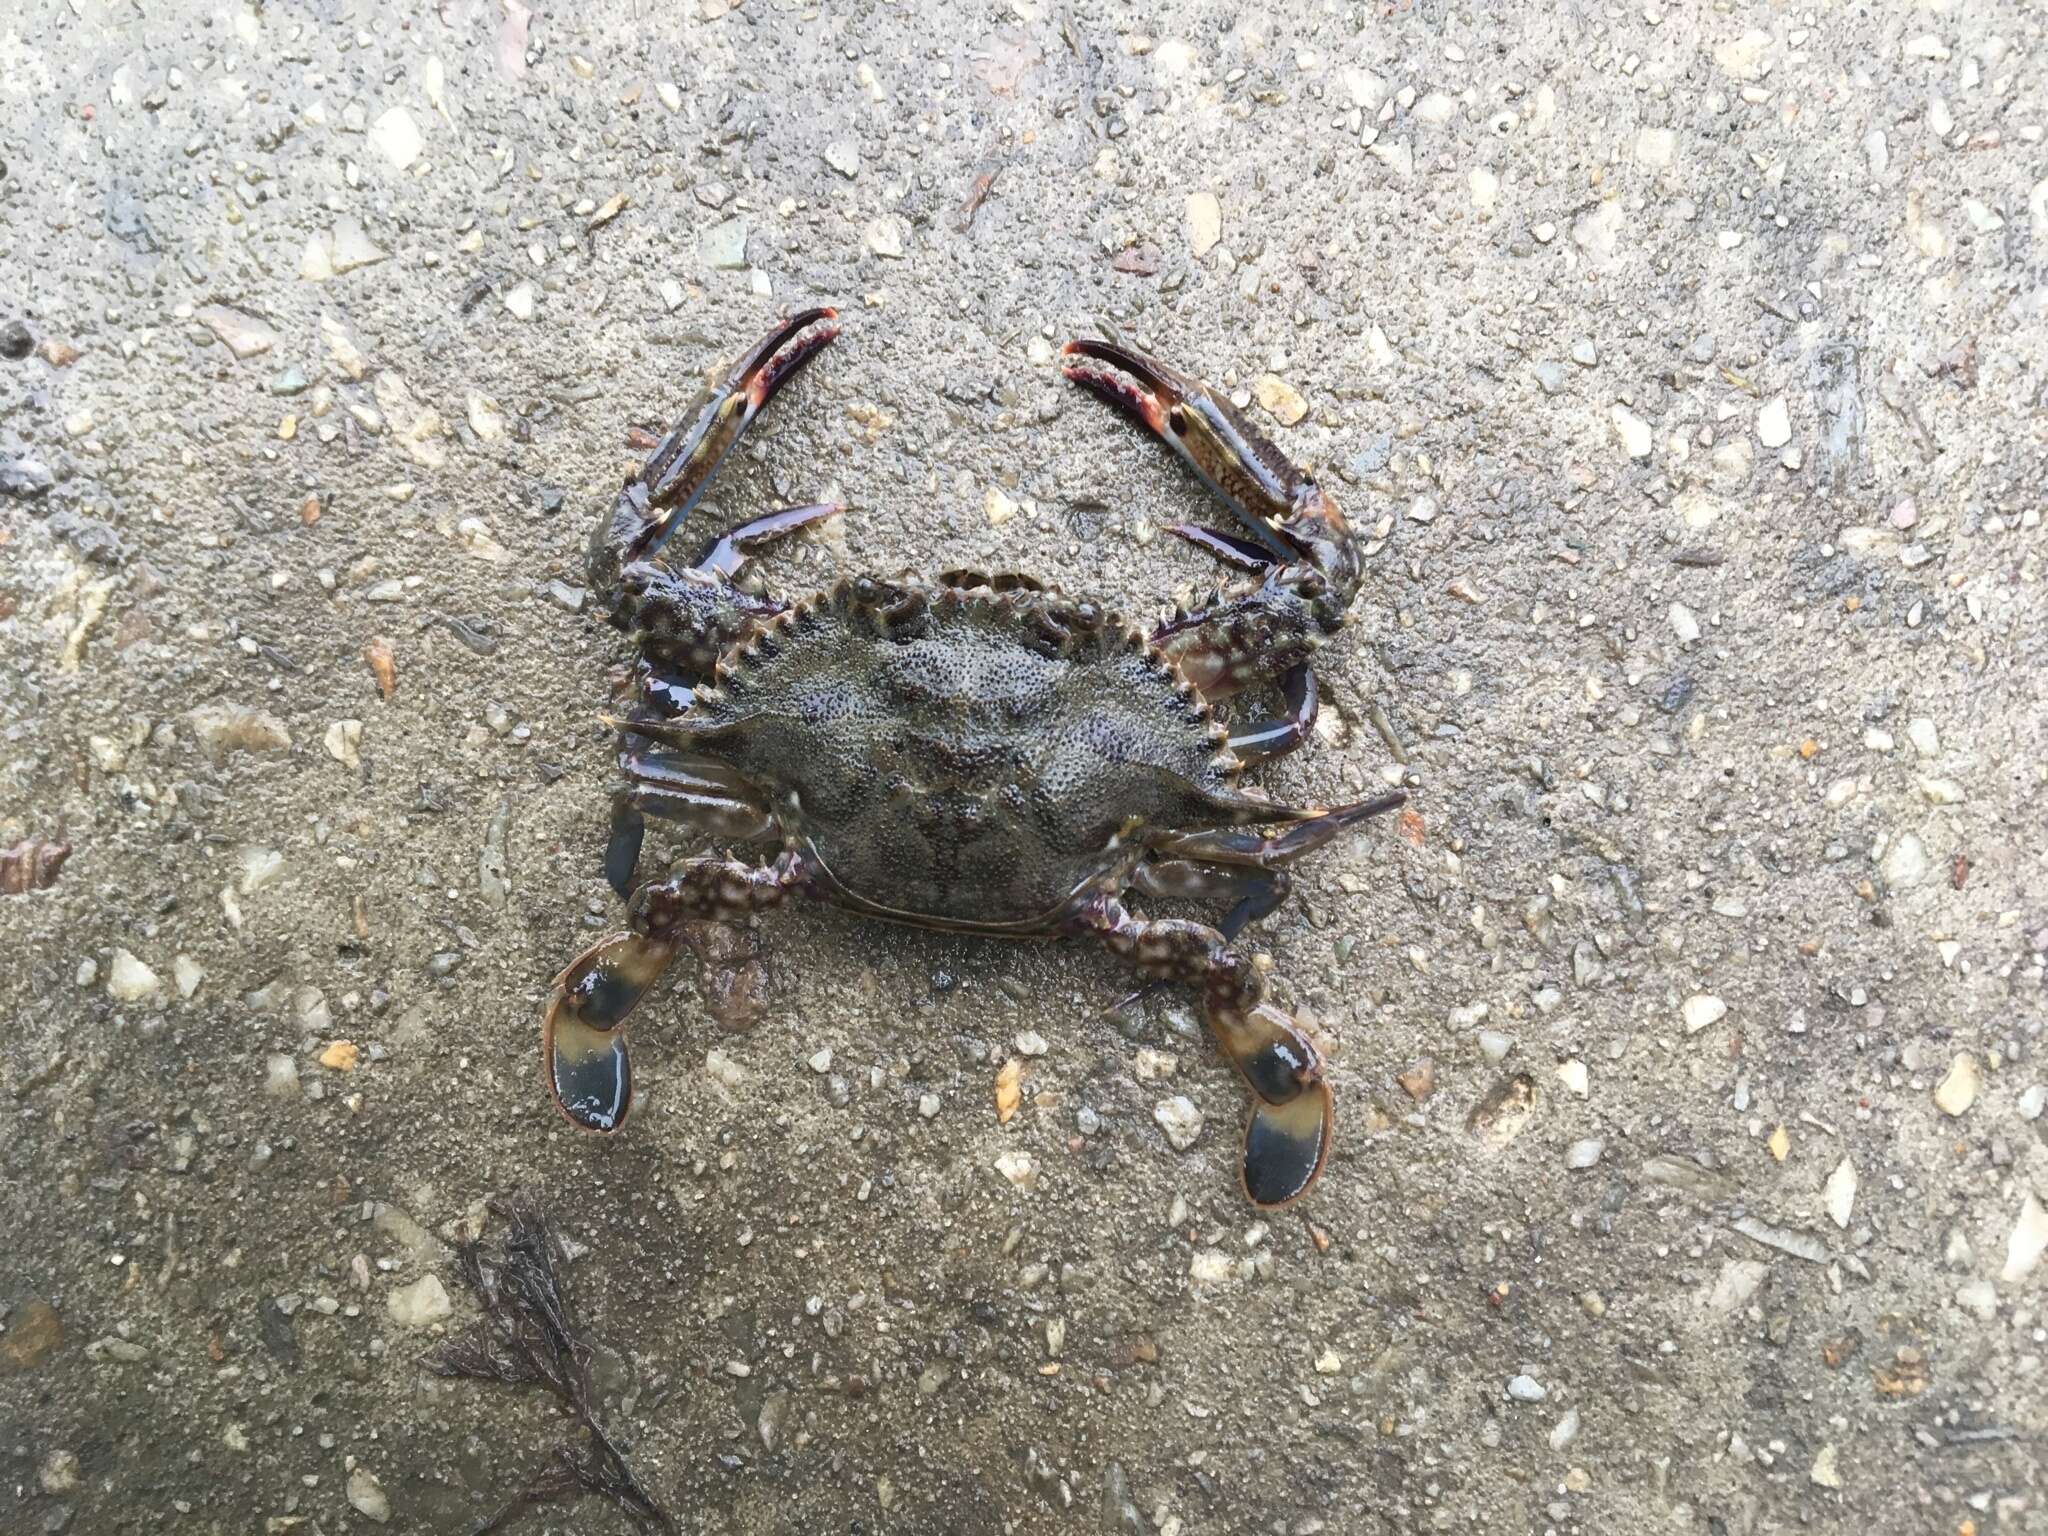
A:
[1505,1374,1547,1403]
[993,1151,1038,1191]
[808,1047,834,1073]
[1933,1054,1979,1116]
[1669,603,1701,644]
[2002,1194,2048,1282]
[368,106,425,171]
[1824,1156,1857,1229]
[1610,405,1653,460]
[1153,1096,1204,1151]
[1013,1030,1050,1057]
[1756,396,1791,448]
[1906,717,1940,757]
[107,949,162,1002]
[1565,1138,1604,1170]
[385,1274,453,1328]
[1681,994,1726,1034]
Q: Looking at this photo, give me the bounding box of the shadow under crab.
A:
[543,309,1402,1208]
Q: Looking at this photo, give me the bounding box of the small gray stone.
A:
[701,217,749,270]
[542,580,586,613]
[1566,1137,1604,1170]
[1506,1374,1548,1402]
[823,140,861,178]
[269,366,309,396]
[1533,360,1566,395]
[1153,1095,1204,1151]
[1570,338,1598,367]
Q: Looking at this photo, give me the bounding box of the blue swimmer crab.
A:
[543,310,1400,1207]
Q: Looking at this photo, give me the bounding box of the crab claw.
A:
[626,308,840,548]
[541,931,678,1133]
[1060,337,1359,624]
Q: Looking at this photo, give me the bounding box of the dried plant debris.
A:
[432,1198,673,1534]
[1,836,72,893]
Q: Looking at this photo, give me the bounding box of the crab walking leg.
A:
[1152,791,1406,869]
[602,748,776,897]
[1079,897,1334,1208]
[543,853,805,1133]
[1111,861,1291,1015]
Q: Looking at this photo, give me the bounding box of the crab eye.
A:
[1167,405,1189,436]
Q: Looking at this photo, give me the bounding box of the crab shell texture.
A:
[682,576,1262,930]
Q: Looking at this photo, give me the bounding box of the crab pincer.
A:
[587,307,841,616]
[1060,338,1359,626]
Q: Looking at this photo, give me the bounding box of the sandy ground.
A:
[3,1,2046,1532]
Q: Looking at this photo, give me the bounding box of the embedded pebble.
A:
[264,1053,301,1099]
[1153,1096,1204,1150]
[1014,1030,1049,1057]
[196,305,280,359]
[173,956,204,999]
[347,1466,392,1524]
[106,949,161,1001]
[1565,1138,1604,1170]
[1810,1444,1842,1490]
[1882,832,1931,888]
[1396,1059,1437,1100]
[1669,603,1701,644]
[188,703,291,759]
[1610,405,1652,459]
[2002,1194,2048,1282]
[1549,1407,1581,1451]
[386,1275,453,1328]
[1932,1054,1978,1116]
[1133,1047,1177,1081]
[864,217,906,259]
[808,1047,834,1073]
[994,1151,1039,1191]
[1756,397,1791,448]
[501,282,537,320]
[1681,994,1726,1034]
[1186,191,1222,256]
[1253,374,1308,426]
[1824,1156,1857,1229]
[1505,1375,1547,1403]
[703,218,750,268]
[1953,1280,1997,1322]
[324,718,364,768]
[368,106,424,170]
[823,140,861,178]
[1906,717,1940,757]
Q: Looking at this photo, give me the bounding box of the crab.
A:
[543,309,1401,1208]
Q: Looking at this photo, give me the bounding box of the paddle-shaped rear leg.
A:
[543,854,804,1133]
[1076,896,1334,1208]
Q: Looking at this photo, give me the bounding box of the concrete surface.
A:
[3,1,2046,1532]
